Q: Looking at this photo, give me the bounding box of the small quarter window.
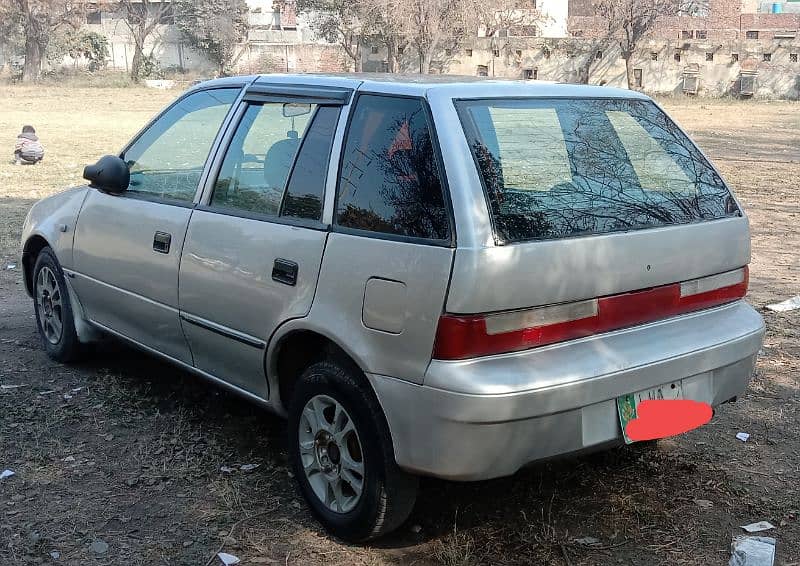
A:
[746,30,759,39]
[763,53,772,62]
[283,106,340,220]
[791,53,798,63]
[335,95,450,241]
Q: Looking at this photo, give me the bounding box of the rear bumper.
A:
[369,301,765,481]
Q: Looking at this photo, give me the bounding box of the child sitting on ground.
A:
[14,125,45,165]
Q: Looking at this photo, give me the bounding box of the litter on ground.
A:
[736,432,751,442]
[218,552,241,565]
[1,469,15,480]
[766,296,800,312]
[740,521,776,533]
[728,536,776,566]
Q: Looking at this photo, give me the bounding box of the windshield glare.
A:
[456,98,739,243]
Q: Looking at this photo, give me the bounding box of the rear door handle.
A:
[153,231,172,254]
[272,259,298,286]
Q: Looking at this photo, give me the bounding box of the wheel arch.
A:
[267,323,375,415]
[22,234,52,297]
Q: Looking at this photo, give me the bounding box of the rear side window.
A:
[336,95,450,241]
[457,98,739,243]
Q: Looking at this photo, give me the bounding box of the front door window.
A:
[122,88,239,202]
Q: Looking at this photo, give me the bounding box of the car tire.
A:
[32,247,83,363]
[288,359,418,542]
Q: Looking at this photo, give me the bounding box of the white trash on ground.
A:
[728,536,776,566]
[0,469,15,480]
[766,296,800,312]
[218,552,241,565]
[741,521,776,533]
[736,432,751,442]
[240,464,259,473]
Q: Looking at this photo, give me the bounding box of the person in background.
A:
[14,125,45,165]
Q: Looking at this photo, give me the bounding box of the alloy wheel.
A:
[298,394,365,513]
[36,266,63,345]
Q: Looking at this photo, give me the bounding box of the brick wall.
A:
[567,0,800,39]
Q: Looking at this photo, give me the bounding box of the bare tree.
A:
[3,0,86,82]
[593,0,677,89]
[400,0,471,74]
[363,0,405,72]
[473,0,545,40]
[398,0,544,75]
[115,0,173,81]
[575,38,612,84]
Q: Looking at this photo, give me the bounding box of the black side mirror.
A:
[83,155,130,195]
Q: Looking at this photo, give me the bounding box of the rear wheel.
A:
[32,247,82,363]
[288,360,418,542]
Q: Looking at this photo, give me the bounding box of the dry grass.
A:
[0,86,798,566]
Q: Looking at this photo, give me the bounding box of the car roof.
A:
[198,73,651,101]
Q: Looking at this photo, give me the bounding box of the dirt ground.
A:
[0,86,798,566]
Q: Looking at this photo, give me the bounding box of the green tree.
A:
[47,29,109,71]
[296,0,372,72]
[174,0,250,76]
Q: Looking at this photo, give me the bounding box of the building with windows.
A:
[561,0,799,97]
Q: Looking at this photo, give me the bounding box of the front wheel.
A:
[32,247,83,363]
[288,360,418,542]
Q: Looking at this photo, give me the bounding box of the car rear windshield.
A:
[456,98,740,243]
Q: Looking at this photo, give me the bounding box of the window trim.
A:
[452,96,739,246]
[120,189,197,209]
[194,203,328,231]
[117,84,248,207]
[244,84,353,106]
[332,91,457,248]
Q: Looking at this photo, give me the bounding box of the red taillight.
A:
[433,266,749,360]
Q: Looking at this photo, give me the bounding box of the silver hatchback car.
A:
[21,74,765,541]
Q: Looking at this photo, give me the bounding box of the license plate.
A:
[617,382,683,444]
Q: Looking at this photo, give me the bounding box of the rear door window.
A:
[457,98,739,243]
[211,103,339,221]
[335,94,451,242]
